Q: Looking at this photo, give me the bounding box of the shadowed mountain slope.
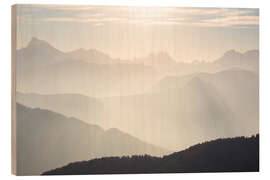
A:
[16,92,103,125]
[16,103,168,175]
[43,134,259,175]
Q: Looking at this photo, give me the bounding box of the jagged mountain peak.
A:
[23,37,64,57]
[223,49,242,58]
[27,37,53,49]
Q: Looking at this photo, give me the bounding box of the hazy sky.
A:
[16,5,259,62]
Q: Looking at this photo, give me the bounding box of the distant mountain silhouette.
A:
[17,37,68,67]
[67,48,121,64]
[16,92,103,125]
[134,51,176,72]
[100,68,258,150]
[16,37,157,97]
[17,68,259,151]
[213,49,259,73]
[43,134,259,175]
[154,68,259,131]
[16,37,259,96]
[16,103,168,175]
[171,49,259,76]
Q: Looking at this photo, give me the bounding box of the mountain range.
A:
[15,37,259,174]
[17,68,259,151]
[16,37,259,97]
[100,68,259,150]
[16,103,168,175]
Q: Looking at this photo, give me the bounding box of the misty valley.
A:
[15,38,259,175]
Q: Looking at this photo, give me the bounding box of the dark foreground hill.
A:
[43,134,259,175]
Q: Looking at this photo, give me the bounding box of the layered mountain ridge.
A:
[15,37,259,175]
[16,37,259,97]
[17,68,259,151]
[16,103,169,175]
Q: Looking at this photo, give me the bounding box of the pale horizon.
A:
[17,36,259,63]
[16,5,259,62]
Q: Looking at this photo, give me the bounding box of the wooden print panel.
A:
[11,4,259,175]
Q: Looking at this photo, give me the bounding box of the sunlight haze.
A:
[16,5,259,62]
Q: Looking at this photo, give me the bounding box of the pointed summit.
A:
[29,37,39,43]
[25,37,62,55]
[27,37,51,48]
[17,37,67,66]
